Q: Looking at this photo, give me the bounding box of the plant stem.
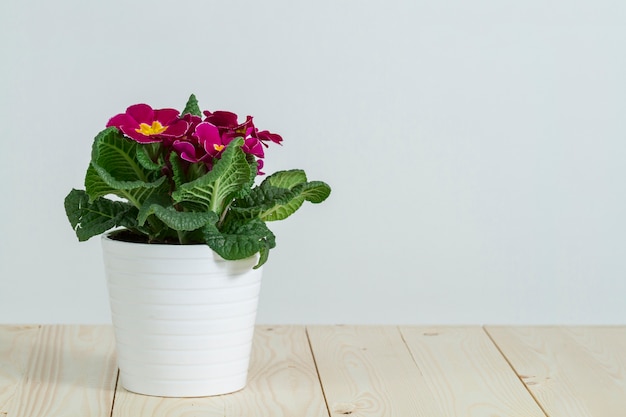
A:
[121,190,141,209]
[217,200,234,228]
[177,230,187,244]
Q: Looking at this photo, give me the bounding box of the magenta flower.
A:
[203,111,281,159]
[203,110,240,129]
[194,122,227,158]
[107,104,188,144]
[243,137,265,158]
[172,114,205,162]
[256,159,265,175]
[181,113,203,135]
[254,129,283,146]
[204,111,254,144]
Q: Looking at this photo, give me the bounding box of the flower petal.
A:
[173,140,200,162]
[125,104,154,124]
[154,108,181,124]
[244,138,264,158]
[160,119,189,138]
[204,110,239,128]
[194,122,223,156]
[124,128,163,143]
[256,130,283,144]
[106,113,137,129]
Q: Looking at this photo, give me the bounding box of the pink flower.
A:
[254,129,283,146]
[203,110,281,159]
[107,104,188,144]
[172,114,205,163]
[203,110,240,130]
[194,122,226,158]
[172,139,210,164]
[256,159,265,175]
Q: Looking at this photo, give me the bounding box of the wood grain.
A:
[0,325,41,414]
[486,326,626,417]
[307,325,442,417]
[1,325,117,417]
[111,325,328,417]
[400,326,547,417]
[3,324,626,416]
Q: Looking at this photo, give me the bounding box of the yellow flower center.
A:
[136,121,168,136]
[214,144,225,152]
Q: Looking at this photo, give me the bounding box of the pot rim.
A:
[102,229,206,247]
[101,230,260,264]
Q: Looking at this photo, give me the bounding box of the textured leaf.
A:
[263,169,307,190]
[182,94,202,117]
[294,181,332,204]
[259,196,305,221]
[230,186,296,220]
[84,164,115,201]
[136,145,163,171]
[169,152,186,190]
[85,163,168,208]
[64,189,138,241]
[90,127,162,190]
[87,128,168,207]
[231,174,331,222]
[241,153,259,198]
[203,218,275,268]
[140,202,218,232]
[172,138,251,214]
[136,193,171,226]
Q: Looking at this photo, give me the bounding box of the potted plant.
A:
[64,94,331,397]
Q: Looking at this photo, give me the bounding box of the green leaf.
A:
[169,152,186,190]
[203,218,276,268]
[241,153,259,199]
[84,164,115,202]
[230,185,296,220]
[64,189,138,241]
[91,127,151,187]
[257,244,271,269]
[172,138,251,214]
[263,169,307,190]
[259,190,306,221]
[154,206,217,231]
[231,174,331,222]
[140,202,218,232]
[87,127,168,207]
[136,145,163,171]
[136,193,171,226]
[293,180,332,204]
[181,94,202,117]
[85,162,168,208]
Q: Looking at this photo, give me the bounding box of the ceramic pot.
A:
[101,233,263,397]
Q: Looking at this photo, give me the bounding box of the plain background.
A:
[1,0,625,324]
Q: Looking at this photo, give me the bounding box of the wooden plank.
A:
[306,325,443,417]
[486,326,626,417]
[400,326,547,417]
[1,325,117,417]
[0,325,42,415]
[111,325,328,417]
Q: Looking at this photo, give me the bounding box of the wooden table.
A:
[1,325,625,416]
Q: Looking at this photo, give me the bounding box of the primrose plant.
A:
[64,94,331,268]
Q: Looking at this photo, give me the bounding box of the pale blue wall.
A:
[1,0,625,324]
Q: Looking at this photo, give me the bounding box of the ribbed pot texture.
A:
[101,233,263,397]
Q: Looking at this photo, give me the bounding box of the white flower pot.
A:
[101,233,263,397]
